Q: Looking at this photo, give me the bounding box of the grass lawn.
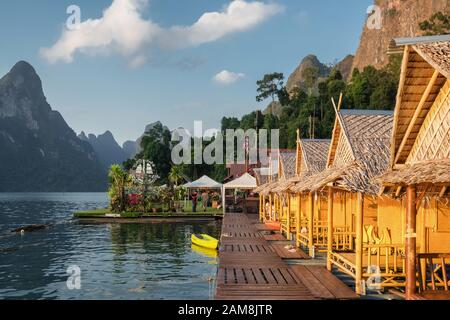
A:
[74,201,222,218]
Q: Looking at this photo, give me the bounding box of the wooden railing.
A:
[417,253,450,291]
[312,220,327,248]
[330,243,406,289]
[331,227,354,251]
[362,243,406,286]
[296,222,354,250]
[297,231,309,248]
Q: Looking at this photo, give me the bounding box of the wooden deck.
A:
[215,212,359,300]
[263,233,287,241]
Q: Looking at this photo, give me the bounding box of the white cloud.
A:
[162,0,284,49]
[213,70,245,85]
[40,0,283,66]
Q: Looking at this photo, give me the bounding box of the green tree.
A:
[140,123,172,184]
[256,72,285,103]
[255,110,264,130]
[263,113,279,130]
[303,67,319,95]
[419,11,450,35]
[122,158,136,171]
[277,87,291,106]
[168,165,184,186]
[240,112,257,130]
[221,117,240,132]
[108,164,131,213]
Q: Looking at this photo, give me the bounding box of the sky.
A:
[0,0,372,145]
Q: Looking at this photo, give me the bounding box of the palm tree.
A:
[108,164,131,212]
[168,166,184,187]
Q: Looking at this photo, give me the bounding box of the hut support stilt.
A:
[269,194,273,221]
[287,194,291,240]
[327,187,334,271]
[308,192,314,257]
[296,194,301,246]
[406,184,417,300]
[355,192,364,295]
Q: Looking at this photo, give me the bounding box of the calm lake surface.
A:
[0,193,221,300]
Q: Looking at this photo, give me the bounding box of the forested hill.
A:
[221,7,450,149]
[221,56,401,150]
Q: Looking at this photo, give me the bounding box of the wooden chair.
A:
[417,253,450,300]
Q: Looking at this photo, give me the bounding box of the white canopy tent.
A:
[184,175,223,190]
[183,175,223,210]
[222,173,257,214]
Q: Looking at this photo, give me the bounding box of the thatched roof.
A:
[279,151,296,179]
[376,159,450,187]
[253,182,268,194]
[292,109,393,195]
[273,172,314,194]
[391,39,450,166]
[414,41,450,80]
[259,181,282,195]
[339,110,393,161]
[290,165,352,193]
[253,167,270,186]
[298,139,330,173]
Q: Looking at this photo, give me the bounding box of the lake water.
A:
[0,193,221,300]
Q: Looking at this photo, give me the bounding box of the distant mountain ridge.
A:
[78,130,128,171]
[0,61,106,191]
[80,121,170,167]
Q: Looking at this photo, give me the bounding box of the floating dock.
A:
[215,212,358,300]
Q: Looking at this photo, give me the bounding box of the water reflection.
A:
[0,193,221,300]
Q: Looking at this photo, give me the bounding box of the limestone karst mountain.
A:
[0,61,106,191]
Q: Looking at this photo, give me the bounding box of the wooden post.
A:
[406,185,417,300]
[260,195,264,221]
[277,196,281,222]
[296,194,301,247]
[327,187,334,271]
[355,192,364,295]
[269,193,273,221]
[287,193,291,240]
[308,192,314,257]
[263,195,266,221]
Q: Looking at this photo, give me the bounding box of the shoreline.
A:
[76,216,223,224]
[74,209,224,223]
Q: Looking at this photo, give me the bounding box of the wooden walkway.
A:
[215,213,358,300]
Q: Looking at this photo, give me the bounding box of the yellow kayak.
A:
[191,234,219,250]
[191,244,218,259]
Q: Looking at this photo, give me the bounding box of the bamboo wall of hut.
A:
[377,37,450,299]
[251,35,449,300]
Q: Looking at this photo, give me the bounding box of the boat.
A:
[191,234,219,250]
[191,244,218,259]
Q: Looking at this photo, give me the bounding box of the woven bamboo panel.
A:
[393,44,450,165]
[327,118,341,167]
[407,79,450,164]
[300,140,330,173]
[333,132,354,167]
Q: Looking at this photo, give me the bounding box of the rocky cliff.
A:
[286,54,331,94]
[352,0,450,71]
[264,54,354,116]
[0,61,106,192]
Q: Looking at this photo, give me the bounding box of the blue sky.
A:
[0,0,372,145]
